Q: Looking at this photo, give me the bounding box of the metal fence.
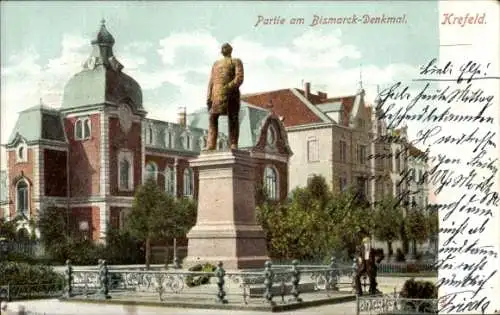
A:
[0,283,64,301]
[62,258,357,306]
[356,292,438,315]
[5,241,45,257]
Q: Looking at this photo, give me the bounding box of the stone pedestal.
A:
[185,149,269,270]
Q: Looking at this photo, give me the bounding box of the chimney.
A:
[317,91,328,101]
[177,106,187,127]
[304,82,311,100]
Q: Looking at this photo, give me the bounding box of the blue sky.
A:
[1,1,439,166]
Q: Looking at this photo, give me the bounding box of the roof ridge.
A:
[289,88,332,123]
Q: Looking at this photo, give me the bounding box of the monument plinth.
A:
[185,149,269,270]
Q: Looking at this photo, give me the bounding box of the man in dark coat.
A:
[354,236,384,295]
[206,43,244,150]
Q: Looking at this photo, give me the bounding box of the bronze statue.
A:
[206,43,244,150]
[354,236,384,295]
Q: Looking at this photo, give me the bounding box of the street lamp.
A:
[147,170,180,268]
[79,221,89,241]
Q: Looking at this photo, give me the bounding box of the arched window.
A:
[16,179,29,216]
[183,168,193,197]
[145,162,158,181]
[16,142,27,163]
[165,167,175,195]
[75,117,91,140]
[118,151,133,191]
[264,166,278,200]
[145,125,154,145]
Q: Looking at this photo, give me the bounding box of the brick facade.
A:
[109,117,142,196]
[65,114,101,197]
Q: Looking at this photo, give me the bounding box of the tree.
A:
[0,217,19,240]
[404,209,429,245]
[372,195,404,257]
[256,184,333,261]
[126,178,195,269]
[38,204,70,261]
[327,188,374,259]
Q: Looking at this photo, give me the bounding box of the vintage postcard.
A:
[0,1,498,314]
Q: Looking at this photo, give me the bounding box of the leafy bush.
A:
[103,228,144,265]
[185,263,216,287]
[0,261,64,286]
[400,278,438,313]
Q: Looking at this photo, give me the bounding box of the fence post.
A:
[215,261,227,304]
[97,259,111,299]
[329,256,339,291]
[173,256,181,269]
[351,257,358,294]
[64,259,73,298]
[263,260,275,305]
[289,260,302,303]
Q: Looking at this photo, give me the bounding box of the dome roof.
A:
[61,20,143,112]
[92,19,115,46]
[62,66,143,111]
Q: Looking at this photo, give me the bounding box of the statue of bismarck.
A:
[206,43,244,150]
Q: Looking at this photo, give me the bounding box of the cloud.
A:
[1,27,422,154]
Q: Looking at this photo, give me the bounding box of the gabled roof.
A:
[187,101,271,149]
[7,105,67,147]
[242,89,331,127]
[408,143,424,158]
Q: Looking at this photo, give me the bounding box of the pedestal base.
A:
[185,150,269,270]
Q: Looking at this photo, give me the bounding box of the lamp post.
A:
[79,221,89,241]
[148,170,179,267]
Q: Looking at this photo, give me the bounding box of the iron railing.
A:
[0,283,64,301]
[62,258,357,305]
[356,292,438,315]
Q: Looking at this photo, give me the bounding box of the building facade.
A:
[0,22,291,242]
[242,82,413,204]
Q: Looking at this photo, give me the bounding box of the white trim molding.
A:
[99,202,109,241]
[100,110,110,196]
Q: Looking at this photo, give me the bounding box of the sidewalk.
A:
[4,299,358,315]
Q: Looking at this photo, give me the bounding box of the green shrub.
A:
[0,261,64,286]
[400,278,438,313]
[185,263,216,287]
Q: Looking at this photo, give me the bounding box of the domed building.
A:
[0,21,292,252]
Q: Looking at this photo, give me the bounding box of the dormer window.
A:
[165,128,174,148]
[145,124,155,145]
[75,117,91,140]
[16,142,28,163]
[199,136,207,150]
[181,132,192,150]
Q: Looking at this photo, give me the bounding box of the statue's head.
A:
[221,43,233,57]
